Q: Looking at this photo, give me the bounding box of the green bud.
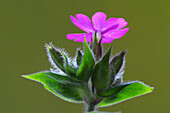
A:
[46,44,65,72]
[110,50,127,83]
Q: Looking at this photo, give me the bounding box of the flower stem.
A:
[90,32,103,61]
[96,42,102,61]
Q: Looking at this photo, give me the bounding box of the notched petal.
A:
[102,28,129,40]
[75,13,93,29]
[92,12,107,30]
[70,15,93,33]
[117,18,128,29]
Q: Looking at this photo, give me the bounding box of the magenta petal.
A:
[117,18,128,29]
[70,16,93,33]
[66,33,92,42]
[101,37,114,43]
[75,14,93,29]
[102,28,129,39]
[101,18,119,32]
[67,33,87,39]
[92,12,107,30]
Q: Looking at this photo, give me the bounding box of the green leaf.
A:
[98,82,132,98]
[60,50,76,78]
[76,49,83,66]
[98,81,154,107]
[91,47,112,93]
[110,50,127,83]
[46,44,65,72]
[77,38,95,83]
[22,71,88,103]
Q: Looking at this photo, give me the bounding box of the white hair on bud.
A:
[110,50,127,82]
[73,47,86,68]
[45,43,78,75]
[45,43,66,75]
[50,68,66,76]
[115,71,124,80]
[60,48,78,69]
[73,47,81,68]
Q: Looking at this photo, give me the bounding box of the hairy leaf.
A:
[22,71,89,103]
[98,82,132,98]
[92,47,112,93]
[98,81,154,107]
[77,38,95,83]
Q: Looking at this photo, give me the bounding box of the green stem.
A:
[90,32,103,61]
[97,42,102,61]
[87,103,95,112]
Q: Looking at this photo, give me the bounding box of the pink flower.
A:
[66,12,129,43]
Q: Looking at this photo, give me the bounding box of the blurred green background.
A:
[0,0,169,113]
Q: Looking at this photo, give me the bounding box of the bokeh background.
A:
[0,0,169,113]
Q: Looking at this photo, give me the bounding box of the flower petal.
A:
[102,28,129,39]
[117,18,128,29]
[70,16,93,33]
[101,37,115,43]
[101,18,119,32]
[66,33,92,42]
[92,12,107,31]
[75,14,93,29]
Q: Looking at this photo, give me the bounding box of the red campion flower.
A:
[66,12,129,43]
